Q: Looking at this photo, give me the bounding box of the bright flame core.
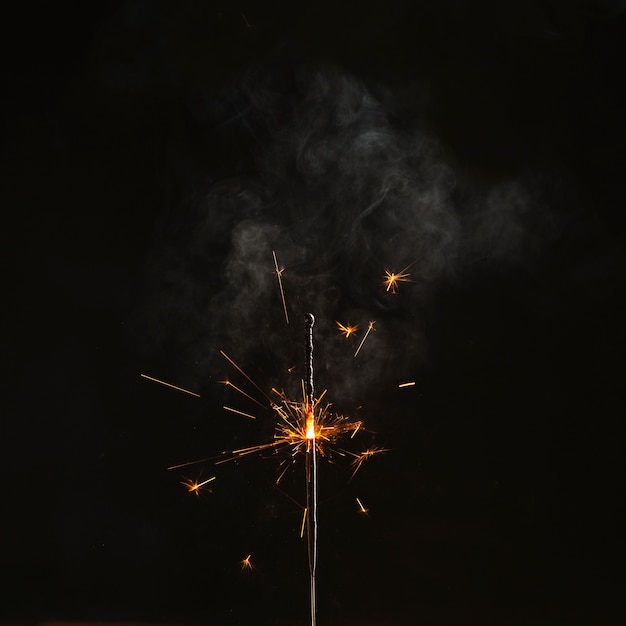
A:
[305,407,316,440]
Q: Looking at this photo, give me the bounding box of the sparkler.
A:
[166,319,378,625]
[304,313,318,626]
[158,253,390,624]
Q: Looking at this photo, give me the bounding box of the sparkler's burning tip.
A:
[335,320,359,338]
[398,381,416,388]
[240,554,254,571]
[356,497,369,515]
[383,265,413,295]
[305,407,316,440]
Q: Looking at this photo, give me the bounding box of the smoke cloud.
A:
[134,59,560,409]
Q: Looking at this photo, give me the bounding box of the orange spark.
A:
[383,265,413,295]
[356,497,369,515]
[220,379,265,408]
[354,321,376,357]
[140,373,201,398]
[241,554,254,571]
[181,476,216,496]
[336,320,359,338]
[348,446,389,480]
[273,250,289,324]
[300,508,308,539]
[398,381,416,388]
[223,405,257,420]
[220,350,271,403]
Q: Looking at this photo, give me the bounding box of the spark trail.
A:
[354,320,376,357]
[273,250,289,324]
[140,373,201,398]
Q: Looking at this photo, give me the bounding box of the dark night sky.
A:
[2,2,626,625]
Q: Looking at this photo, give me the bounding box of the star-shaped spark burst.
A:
[383,266,412,295]
[336,320,359,339]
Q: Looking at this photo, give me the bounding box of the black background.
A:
[2,2,626,625]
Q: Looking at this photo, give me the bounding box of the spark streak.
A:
[273,250,289,324]
[241,554,254,571]
[182,476,216,495]
[140,373,201,398]
[356,497,368,515]
[220,379,265,408]
[398,381,416,388]
[223,405,256,420]
[353,320,376,357]
[219,350,271,402]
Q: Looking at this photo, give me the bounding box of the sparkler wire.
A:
[304,313,318,626]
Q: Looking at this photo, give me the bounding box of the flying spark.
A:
[336,321,359,338]
[241,554,254,571]
[383,265,413,295]
[140,373,201,398]
[347,446,389,481]
[354,320,376,357]
[273,250,290,324]
[181,476,216,496]
[398,381,416,388]
[356,497,369,515]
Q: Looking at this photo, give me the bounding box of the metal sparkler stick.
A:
[304,313,318,626]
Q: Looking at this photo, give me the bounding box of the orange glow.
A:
[305,407,316,440]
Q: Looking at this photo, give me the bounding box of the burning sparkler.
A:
[165,318,380,625]
[155,253,390,625]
